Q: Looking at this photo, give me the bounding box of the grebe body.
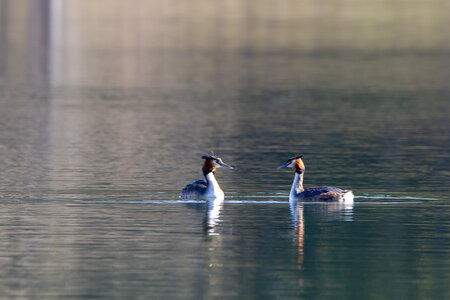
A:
[278,155,354,203]
[180,154,232,199]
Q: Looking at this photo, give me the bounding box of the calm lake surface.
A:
[0,1,449,299]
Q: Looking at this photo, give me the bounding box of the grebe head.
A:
[278,155,305,174]
[201,154,233,176]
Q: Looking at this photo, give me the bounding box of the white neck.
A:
[204,172,224,199]
[290,172,304,200]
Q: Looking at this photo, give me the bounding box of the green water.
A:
[0,0,449,299]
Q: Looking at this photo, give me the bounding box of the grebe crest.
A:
[278,154,353,203]
[180,153,233,199]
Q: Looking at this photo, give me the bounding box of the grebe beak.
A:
[277,162,290,169]
[219,162,233,169]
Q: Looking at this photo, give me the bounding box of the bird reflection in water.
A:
[184,197,224,236]
[290,200,305,269]
[289,200,354,270]
[203,197,224,236]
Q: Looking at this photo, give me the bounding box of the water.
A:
[0,0,449,299]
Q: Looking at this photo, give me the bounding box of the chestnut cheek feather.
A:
[295,159,305,174]
[202,159,216,176]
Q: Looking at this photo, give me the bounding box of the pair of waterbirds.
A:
[180,154,353,203]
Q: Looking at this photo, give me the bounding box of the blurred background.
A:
[0,0,448,197]
[0,1,449,299]
[2,0,450,88]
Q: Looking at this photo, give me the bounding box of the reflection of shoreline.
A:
[290,200,354,269]
[3,1,448,90]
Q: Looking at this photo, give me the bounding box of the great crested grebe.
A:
[180,154,233,199]
[278,155,354,203]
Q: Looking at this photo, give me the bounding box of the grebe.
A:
[278,155,354,203]
[180,154,233,199]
